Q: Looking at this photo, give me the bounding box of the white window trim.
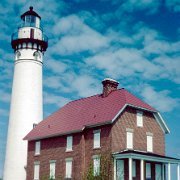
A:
[93,155,100,176]
[65,158,73,178]
[34,161,40,180]
[146,133,153,152]
[93,130,101,149]
[35,141,40,155]
[126,128,134,149]
[137,110,143,127]
[66,136,73,152]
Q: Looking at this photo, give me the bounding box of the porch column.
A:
[140,159,144,180]
[114,158,116,180]
[168,163,171,180]
[129,158,132,180]
[177,164,180,180]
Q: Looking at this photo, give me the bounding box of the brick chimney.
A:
[102,78,119,97]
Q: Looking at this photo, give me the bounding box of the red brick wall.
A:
[26,133,83,180]
[112,106,165,155]
[26,106,165,179]
[26,125,112,180]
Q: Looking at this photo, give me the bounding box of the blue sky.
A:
[0,0,180,178]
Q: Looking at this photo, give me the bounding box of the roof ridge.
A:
[67,88,125,104]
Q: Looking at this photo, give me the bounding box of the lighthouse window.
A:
[33,51,41,60]
[15,51,21,60]
[25,15,36,27]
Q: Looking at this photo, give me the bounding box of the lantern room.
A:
[21,6,41,28]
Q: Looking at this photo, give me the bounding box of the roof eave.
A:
[24,129,83,141]
[111,103,170,134]
[111,103,157,124]
[153,112,170,134]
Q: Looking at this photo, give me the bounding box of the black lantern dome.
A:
[21,6,41,19]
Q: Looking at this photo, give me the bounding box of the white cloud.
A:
[44,72,101,98]
[71,75,101,97]
[44,58,68,75]
[43,92,71,107]
[110,0,161,15]
[154,56,180,84]
[51,15,109,55]
[86,48,160,80]
[140,85,179,112]
[166,0,180,12]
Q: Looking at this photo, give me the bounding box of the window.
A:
[126,129,133,149]
[155,164,162,180]
[93,155,100,176]
[147,133,153,152]
[116,160,124,179]
[49,160,56,179]
[15,51,21,60]
[93,130,100,148]
[34,162,40,180]
[33,51,41,61]
[66,136,73,151]
[65,158,72,178]
[146,163,151,179]
[137,111,143,127]
[35,141,40,155]
[132,161,136,178]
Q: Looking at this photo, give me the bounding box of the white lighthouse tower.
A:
[3,7,48,180]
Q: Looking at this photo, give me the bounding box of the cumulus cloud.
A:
[140,85,179,112]
[154,56,180,84]
[44,58,68,75]
[86,48,160,80]
[166,0,180,12]
[71,75,101,97]
[43,92,71,107]
[51,15,109,55]
[120,0,161,14]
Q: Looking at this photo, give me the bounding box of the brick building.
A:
[24,78,180,180]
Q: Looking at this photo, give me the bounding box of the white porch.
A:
[113,150,180,180]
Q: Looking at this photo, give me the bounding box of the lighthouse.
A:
[3,7,48,180]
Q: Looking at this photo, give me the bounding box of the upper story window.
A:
[65,158,73,178]
[126,128,133,149]
[35,141,40,155]
[66,136,73,152]
[49,160,56,180]
[93,130,101,149]
[137,110,143,127]
[34,161,40,180]
[93,155,100,176]
[147,133,153,152]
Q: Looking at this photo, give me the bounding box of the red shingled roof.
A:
[24,88,156,140]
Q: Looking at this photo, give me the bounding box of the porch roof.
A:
[113,150,180,164]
